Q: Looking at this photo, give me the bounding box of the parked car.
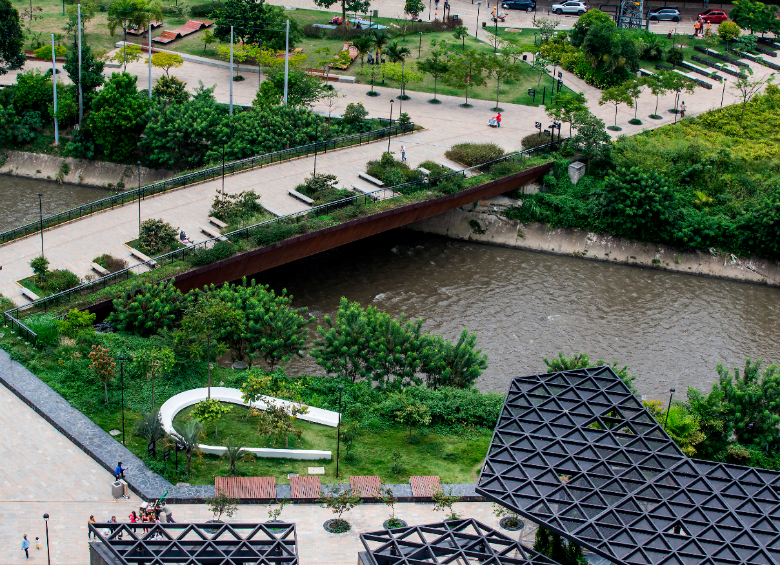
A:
[503,0,536,11]
[648,7,681,21]
[697,9,728,23]
[551,1,588,15]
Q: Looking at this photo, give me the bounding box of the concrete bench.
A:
[358,172,384,186]
[261,204,283,217]
[338,75,356,83]
[208,216,227,229]
[418,167,431,176]
[352,184,379,201]
[201,225,227,241]
[19,286,40,302]
[128,246,157,267]
[288,189,314,205]
[439,161,459,172]
[90,262,109,276]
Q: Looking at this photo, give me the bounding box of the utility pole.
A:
[229,26,234,116]
[283,20,289,105]
[77,4,83,126]
[51,35,59,145]
[148,25,152,99]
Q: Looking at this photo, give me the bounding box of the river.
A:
[0,175,112,232]
[255,230,780,402]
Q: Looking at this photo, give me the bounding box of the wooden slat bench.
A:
[208,216,227,229]
[350,476,381,498]
[410,476,441,498]
[290,476,321,499]
[215,476,276,499]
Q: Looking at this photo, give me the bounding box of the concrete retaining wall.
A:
[406,207,780,287]
[1,149,173,189]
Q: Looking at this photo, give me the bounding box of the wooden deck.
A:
[350,476,381,498]
[410,475,442,498]
[290,476,322,499]
[215,476,276,499]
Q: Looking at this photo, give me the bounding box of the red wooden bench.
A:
[290,476,321,499]
[215,476,276,499]
[153,20,212,44]
[410,476,441,498]
[126,21,163,36]
[350,476,381,498]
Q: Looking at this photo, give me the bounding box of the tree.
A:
[602,167,677,242]
[581,23,640,75]
[544,352,638,395]
[432,487,462,520]
[570,8,614,47]
[405,0,425,18]
[254,68,327,109]
[318,486,362,532]
[180,293,245,397]
[659,70,695,115]
[193,398,233,438]
[221,437,247,473]
[378,486,403,527]
[452,26,468,49]
[351,35,372,66]
[107,0,164,39]
[134,346,175,411]
[649,403,705,456]
[65,0,96,41]
[420,329,487,389]
[393,393,431,441]
[150,52,183,77]
[444,48,488,107]
[312,0,371,26]
[729,0,780,35]
[534,527,586,565]
[170,419,202,475]
[63,43,105,102]
[108,279,192,335]
[30,256,49,284]
[599,84,634,129]
[546,91,587,136]
[731,69,775,127]
[213,0,301,49]
[386,41,411,64]
[530,55,551,87]
[256,402,308,448]
[153,75,189,104]
[532,16,560,42]
[88,72,149,159]
[666,46,683,67]
[200,28,216,54]
[718,20,741,42]
[0,0,25,75]
[343,101,368,123]
[206,488,238,522]
[88,344,116,403]
[266,498,290,521]
[382,61,423,100]
[112,43,142,71]
[485,50,522,111]
[370,29,390,65]
[571,110,610,171]
[134,410,166,458]
[418,49,449,103]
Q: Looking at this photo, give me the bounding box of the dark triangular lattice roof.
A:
[477,366,780,565]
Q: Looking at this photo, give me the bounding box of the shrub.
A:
[26,315,60,348]
[34,45,66,60]
[342,102,368,124]
[30,256,49,283]
[108,278,193,336]
[210,190,262,223]
[302,23,325,38]
[445,143,505,167]
[93,254,128,273]
[58,308,96,338]
[139,218,178,255]
[718,20,740,42]
[190,241,237,266]
[521,132,554,150]
[666,47,683,67]
[189,2,216,16]
[381,167,408,188]
[295,173,339,198]
[43,269,81,293]
[254,222,300,246]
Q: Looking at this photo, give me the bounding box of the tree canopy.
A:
[0,0,25,75]
[213,0,301,49]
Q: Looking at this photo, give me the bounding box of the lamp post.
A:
[429,0,431,20]
[221,137,227,202]
[313,121,319,176]
[663,388,676,429]
[335,384,343,478]
[721,77,727,108]
[387,99,394,152]
[137,161,142,237]
[418,32,422,57]
[119,355,126,445]
[43,514,51,565]
[37,193,44,258]
[475,2,481,38]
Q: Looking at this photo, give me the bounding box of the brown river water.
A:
[2,176,778,401]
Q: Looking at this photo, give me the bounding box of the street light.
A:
[119,356,126,445]
[475,2,482,38]
[429,0,431,20]
[387,99,394,152]
[418,32,422,57]
[43,514,51,565]
[221,137,227,202]
[37,193,44,258]
[137,161,142,237]
[313,121,320,176]
[663,388,676,429]
[336,384,343,478]
[721,77,727,108]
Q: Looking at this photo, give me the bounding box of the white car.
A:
[551,1,588,15]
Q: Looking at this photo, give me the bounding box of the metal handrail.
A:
[0,120,414,246]
[3,139,568,344]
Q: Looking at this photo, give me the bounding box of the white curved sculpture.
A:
[159,387,339,460]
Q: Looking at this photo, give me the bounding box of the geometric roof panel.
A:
[360,518,561,565]
[477,367,780,565]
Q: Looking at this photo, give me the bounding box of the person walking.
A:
[680,101,686,118]
[89,515,96,539]
[496,112,502,128]
[35,537,40,551]
[400,145,407,162]
[115,462,126,481]
[21,535,30,559]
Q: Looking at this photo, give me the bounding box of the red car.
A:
[698,9,728,23]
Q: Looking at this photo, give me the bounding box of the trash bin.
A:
[111,481,124,499]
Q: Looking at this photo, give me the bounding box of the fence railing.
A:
[3,139,568,345]
[0,120,414,246]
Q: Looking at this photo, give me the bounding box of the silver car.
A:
[551,1,588,15]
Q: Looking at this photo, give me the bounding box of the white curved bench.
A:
[158,387,339,460]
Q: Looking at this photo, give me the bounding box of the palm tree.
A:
[171,419,203,476]
[386,41,411,63]
[221,437,247,474]
[352,35,373,67]
[134,410,166,458]
[371,30,390,64]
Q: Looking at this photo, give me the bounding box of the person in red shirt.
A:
[495,113,502,127]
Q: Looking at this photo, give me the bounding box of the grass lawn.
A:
[170,403,491,486]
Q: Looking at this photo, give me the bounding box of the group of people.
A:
[693,20,712,37]
[20,535,40,559]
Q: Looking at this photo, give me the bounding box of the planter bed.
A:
[694,46,750,68]
[690,55,747,79]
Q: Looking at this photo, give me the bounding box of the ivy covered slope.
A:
[510,85,780,260]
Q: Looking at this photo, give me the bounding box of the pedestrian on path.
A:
[35,537,40,550]
[401,145,407,162]
[89,515,96,539]
[21,534,29,559]
[693,21,700,37]
[115,461,126,480]
[680,101,686,118]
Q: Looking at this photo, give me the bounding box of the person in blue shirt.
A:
[21,534,30,559]
[115,462,126,480]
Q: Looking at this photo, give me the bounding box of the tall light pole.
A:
[43,514,51,565]
[229,26,234,116]
[387,99,394,152]
[335,385,343,478]
[475,2,481,38]
[51,34,59,145]
[77,3,83,126]
[418,32,422,57]
[38,193,44,258]
[663,388,676,430]
[148,24,152,100]
[313,121,320,176]
[221,137,227,202]
[119,356,126,445]
[283,20,290,105]
[721,77,727,108]
[137,161,142,237]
